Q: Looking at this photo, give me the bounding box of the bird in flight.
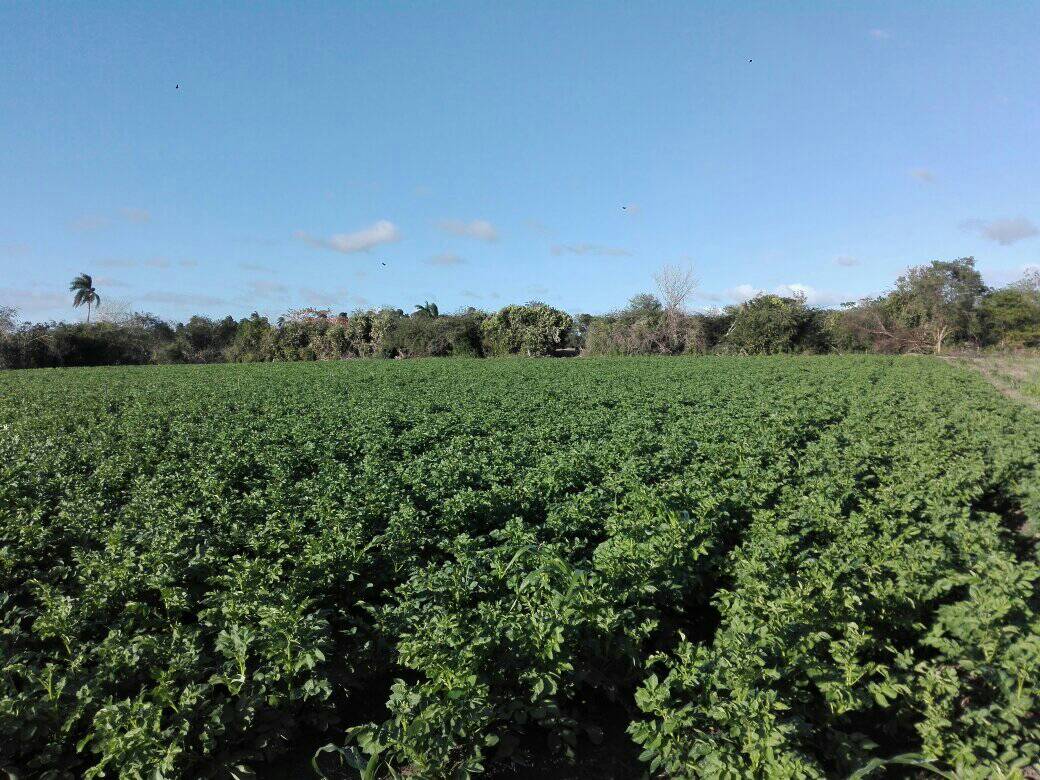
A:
[176,84,179,89]
[748,59,752,63]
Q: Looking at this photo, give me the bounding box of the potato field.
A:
[2,356,1039,779]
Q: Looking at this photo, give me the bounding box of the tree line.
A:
[1,257,1038,369]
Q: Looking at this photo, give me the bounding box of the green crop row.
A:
[1,356,1038,778]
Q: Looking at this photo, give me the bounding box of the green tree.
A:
[480,304,573,356]
[980,271,1040,347]
[582,293,710,356]
[69,273,100,323]
[888,257,986,354]
[414,301,440,318]
[625,293,664,317]
[722,294,816,354]
[371,308,406,357]
[226,312,274,362]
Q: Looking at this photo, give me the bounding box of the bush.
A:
[481,304,573,356]
[582,295,707,356]
[721,294,827,354]
[382,311,486,358]
[980,287,1040,348]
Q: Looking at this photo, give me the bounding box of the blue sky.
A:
[1,1,1038,322]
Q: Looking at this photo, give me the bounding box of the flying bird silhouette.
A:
[176,84,179,89]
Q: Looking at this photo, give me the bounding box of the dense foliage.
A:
[2,356,1039,778]
[3,260,1039,370]
[0,304,573,370]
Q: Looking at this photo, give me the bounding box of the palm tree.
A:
[414,301,439,318]
[70,273,100,323]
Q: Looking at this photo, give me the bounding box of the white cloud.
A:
[835,255,860,267]
[775,283,840,306]
[726,283,845,307]
[438,219,499,242]
[961,216,1039,246]
[297,220,401,254]
[727,284,761,303]
[982,263,1040,288]
[868,28,891,40]
[551,243,632,257]
[910,168,935,183]
[428,252,465,267]
[987,218,1038,245]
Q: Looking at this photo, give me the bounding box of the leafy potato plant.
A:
[0,356,1038,778]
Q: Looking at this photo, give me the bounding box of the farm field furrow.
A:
[1,356,1039,778]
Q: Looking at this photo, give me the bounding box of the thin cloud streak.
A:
[71,215,109,232]
[93,276,129,288]
[551,243,632,257]
[139,291,228,306]
[98,256,188,269]
[299,287,369,308]
[0,288,67,313]
[120,208,151,224]
[246,279,289,299]
[71,208,152,231]
[438,219,499,242]
[97,258,138,269]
